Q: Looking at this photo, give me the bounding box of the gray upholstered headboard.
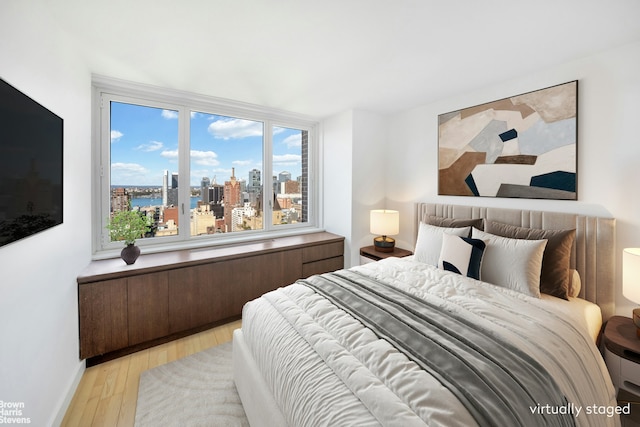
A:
[417,203,616,321]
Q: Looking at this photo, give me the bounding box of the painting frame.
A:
[438,81,578,200]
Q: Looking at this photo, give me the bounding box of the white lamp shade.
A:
[370,210,399,236]
[623,248,640,304]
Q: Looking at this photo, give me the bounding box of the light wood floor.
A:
[61,319,242,427]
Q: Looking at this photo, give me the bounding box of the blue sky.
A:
[110,102,303,187]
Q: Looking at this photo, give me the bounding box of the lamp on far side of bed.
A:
[623,248,640,338]
[370,209,399,253]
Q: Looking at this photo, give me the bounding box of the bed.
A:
[233,203,618,426]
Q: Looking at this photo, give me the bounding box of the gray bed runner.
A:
[300,269,574,427]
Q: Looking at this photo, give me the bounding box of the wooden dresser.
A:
[78,232,344,364]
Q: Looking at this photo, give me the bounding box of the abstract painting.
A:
[438,81,577,200]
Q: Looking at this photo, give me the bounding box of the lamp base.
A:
[633,308,640,338]
[373,236,395,253]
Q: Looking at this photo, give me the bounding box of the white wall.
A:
[0,3,92,426]
[323,110,355,265]
[385,40,640,316]
[323,110,387,266]
[350,111,387,264]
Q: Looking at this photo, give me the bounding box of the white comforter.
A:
[240,257,618,427]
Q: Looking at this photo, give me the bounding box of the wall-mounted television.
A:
[0,78,63,247]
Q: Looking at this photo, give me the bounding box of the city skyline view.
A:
[110,101,304,187]
[108,100,308,239]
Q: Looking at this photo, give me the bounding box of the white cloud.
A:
[160,149,179,164]
[111,162,155,185]
[282,133,301,148]
[111,162,149,175]
[111,130,123,142]
[232,159,252,166]
[208,118,263,140]
[160,149,218,166]
[191,150,220,167]
[274,154,301,165]
[135,140,164,152]
[162,110,178,119]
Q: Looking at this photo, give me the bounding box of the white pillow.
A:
[438,233,486,280]
[471,228,547,297]
[414,223,471,266]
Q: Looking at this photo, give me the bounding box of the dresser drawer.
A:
[605,348,621,390]
[621,357,640,389]
[302,256,344,278]
[302,241,343,263]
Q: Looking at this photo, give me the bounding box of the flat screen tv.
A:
[0,78,63,247]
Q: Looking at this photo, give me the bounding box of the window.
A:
[93,77,318,256]
[190,112,264,235]
[273,126,308,226]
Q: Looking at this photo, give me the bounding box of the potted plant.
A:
[106,209,152,264]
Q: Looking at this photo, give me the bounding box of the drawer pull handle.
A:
[623,349,640,363]
[623,381,640,395]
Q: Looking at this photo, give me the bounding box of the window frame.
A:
[92,75,321,259]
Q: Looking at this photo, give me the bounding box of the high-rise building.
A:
[167,171,178,206]
[247,169,262,206]
[278,171,291,183]
[301,130,308,223]
[224,168,242,231]
[224,168,242,207]
[191,203,216,236]
[232,203,256,232]
[284,180,300,194]
[201,177,210,203]
[111,187,130,213]
[163,206,179,227]
[209,184,224,204]
[248,169,261,188]
[162,170,169,206]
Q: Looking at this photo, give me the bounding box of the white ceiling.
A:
[47,0,640,118]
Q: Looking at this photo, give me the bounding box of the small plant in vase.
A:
[106,209,152,264]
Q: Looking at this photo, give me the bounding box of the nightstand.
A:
[359,245,412,264]
[603,316,640,425]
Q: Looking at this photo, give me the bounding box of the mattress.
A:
[235,257,618,427]
[539,294,603,343]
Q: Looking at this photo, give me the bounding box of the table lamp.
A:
[370,210,399,253]
[623,248,640,338]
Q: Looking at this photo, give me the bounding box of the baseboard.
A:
[50,361,85,426]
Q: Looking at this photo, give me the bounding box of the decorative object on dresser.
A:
[623,248,640,337]
[438,80,577,200]
[106,207,152,264]
[370,209,399,252]
[360,245,412,263]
